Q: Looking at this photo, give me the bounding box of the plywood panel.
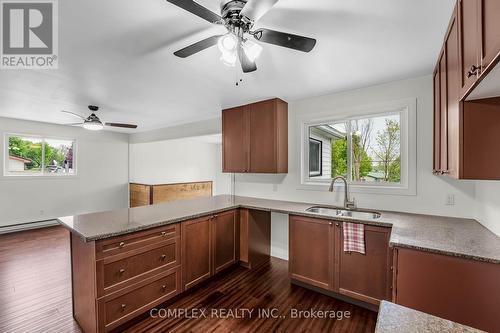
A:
[129,183,151,208]
[151,181,212,204]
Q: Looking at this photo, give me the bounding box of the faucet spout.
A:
[329,176,356,209]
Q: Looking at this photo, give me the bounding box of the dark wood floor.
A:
[0,226,377,333]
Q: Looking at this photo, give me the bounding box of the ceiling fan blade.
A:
[238,44,257,73]
[64,123,84,126]
[252,28,316,52]
[105,123,138,129]
[61,110,86,120]
[240,0,279,22]
[166,0,221,24]
[174,35,222,58]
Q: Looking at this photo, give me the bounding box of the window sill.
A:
[1,174,79,180]
[298,181,416,196]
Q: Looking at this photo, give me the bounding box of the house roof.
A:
[9,155,32,164]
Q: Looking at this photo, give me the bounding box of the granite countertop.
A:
[58,195,500,264]
[375,301,485,333]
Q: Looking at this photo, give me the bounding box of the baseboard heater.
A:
[0,219,59,235]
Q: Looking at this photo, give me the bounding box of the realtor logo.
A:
[1,0,58,69]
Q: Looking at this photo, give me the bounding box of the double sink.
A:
[306,206,381,220]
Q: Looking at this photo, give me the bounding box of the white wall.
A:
[233,76,482,257]
[475,182,500,236]
[0,117,129,228]
[129,136,231,196]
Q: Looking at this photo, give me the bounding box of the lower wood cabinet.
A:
[289,215,392,306]
[339,226,392,305]
[289,215,335,290]
[393,247,500,333]
[181,209,237,290]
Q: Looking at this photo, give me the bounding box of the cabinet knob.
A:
[467,64,480,78]
[160,254,167,261]
[119,268,125,274]
[161,231,166,237]
[121,304,127,311]
[335,223,340,227]
[162,285,167,292]
[119,242,125,248]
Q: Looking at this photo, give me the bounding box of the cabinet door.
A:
[458,0,481,96]
[339,225,391,305]
[479,0,500,70]
[445,10,460,178]
[181,216,212,290]
[212,210,236,274]
[249,99,278,173]
[289,215,334,291]
[439,51,448,172]
[433,67,441,173]
[222,106,249,172]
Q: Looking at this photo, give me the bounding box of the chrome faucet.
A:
[329,176,356,209]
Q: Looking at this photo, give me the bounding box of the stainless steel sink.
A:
[306,206,381,220]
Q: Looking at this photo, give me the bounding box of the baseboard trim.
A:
[0,220,59,235]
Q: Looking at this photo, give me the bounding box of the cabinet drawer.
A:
[96,223,179,260]
[99,267,180,331]
[98,238,180,296]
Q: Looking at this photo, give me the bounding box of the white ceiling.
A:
[0,0,455,132]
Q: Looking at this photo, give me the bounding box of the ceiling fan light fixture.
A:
[217,33,238,54]
[242,39,263,62]
[83,121,104,131]
[220,49,237,67]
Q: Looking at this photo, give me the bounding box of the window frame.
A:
[3,133,78,178]
[299,98,416,196]
[308,138,323,177]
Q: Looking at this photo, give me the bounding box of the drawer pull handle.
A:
[119,268,125,275]
[119,242,125,248]
[162,285,167,291]
[121,304,127,311]
[161,232,167,237]
[161,254,167,261]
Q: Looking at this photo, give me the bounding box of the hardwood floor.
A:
[0,226,377,333]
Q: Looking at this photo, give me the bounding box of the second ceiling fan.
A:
[166,0,317,73]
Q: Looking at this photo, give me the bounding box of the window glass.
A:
[309,138,322,177]
[6,135,76,176]
[307,113,401,184]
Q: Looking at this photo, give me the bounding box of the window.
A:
[301,99,416,195]
[5,134,76,176]
[309,138,322,177]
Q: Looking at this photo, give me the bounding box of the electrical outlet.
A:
[445,194,455,206]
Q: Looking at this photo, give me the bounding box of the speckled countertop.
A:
[375,301,485,333]
[58,195,500,264]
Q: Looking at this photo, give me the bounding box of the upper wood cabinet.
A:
[222,98,288,173]
[458,0,500,99]
[433,2,500,180]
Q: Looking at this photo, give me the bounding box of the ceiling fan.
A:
[62,105,138,131]
[167,0,317,73]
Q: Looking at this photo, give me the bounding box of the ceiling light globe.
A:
[83,121,104,131]
[218,33,237,53]
[242,40,263,62]
[220,50,237,67]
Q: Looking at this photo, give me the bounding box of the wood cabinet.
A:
[222,98,288,174]
[433,2,500,180]
[289,215,335,290]
[339,226,392,305]
[181,215,213,290]
[71,223,182,333]
[393,247,500,333]
[238,209,271,269]
[181,210,237,290]
[289,215,392,306]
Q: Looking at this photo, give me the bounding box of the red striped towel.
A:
[343,222,365,254]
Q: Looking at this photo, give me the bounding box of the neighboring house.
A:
[8,156,32,172]
[309,125,345,179]
[365,171,386,182]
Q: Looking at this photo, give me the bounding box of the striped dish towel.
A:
[343,222,365,254]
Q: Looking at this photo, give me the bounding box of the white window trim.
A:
[3,132,78,178]
[298,98,417,196]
